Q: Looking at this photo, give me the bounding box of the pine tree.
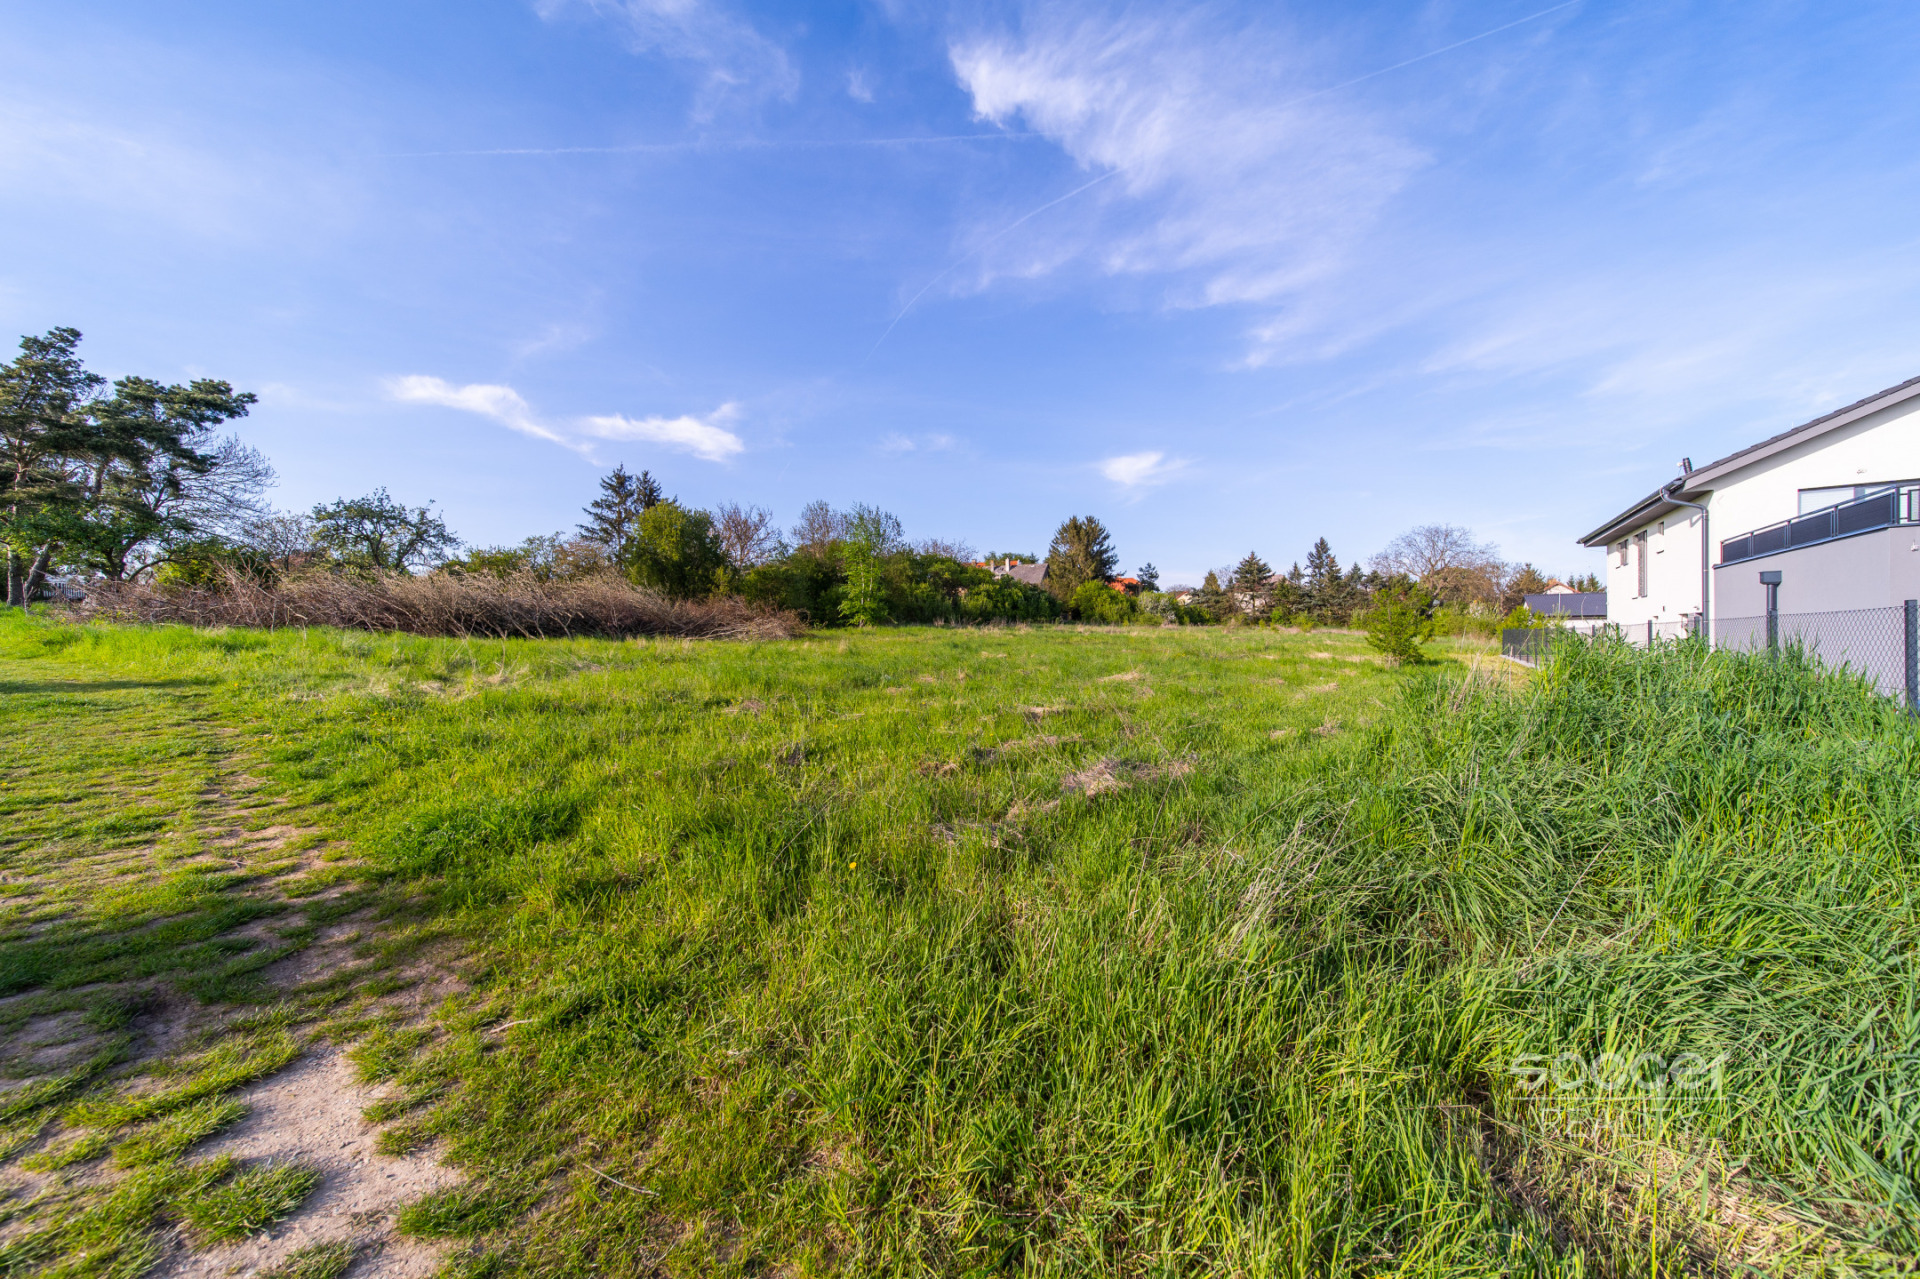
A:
[1135,562,1160,592]
[1304,538,1339,589]
[1195,570,1232,620]
[579,465,662,557]
[1044,515,1118,600]
[1301,538,1352,624]
[1229,551,1273,617]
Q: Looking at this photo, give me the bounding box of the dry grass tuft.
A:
[69,568,800,641]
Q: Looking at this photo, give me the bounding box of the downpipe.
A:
[1664,479,1710,643]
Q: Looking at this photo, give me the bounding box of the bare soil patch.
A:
[150,1051,459,1279]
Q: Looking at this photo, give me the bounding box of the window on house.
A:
[1615,540,1628,567]
[1635,531,1649,597]
[1799,482,1912,515]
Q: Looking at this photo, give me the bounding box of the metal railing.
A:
[1719,484,1920,565]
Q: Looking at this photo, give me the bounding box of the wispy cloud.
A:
[847,68,875,104]
[536,0,798,113]
[1099,450,1184,488]
[583,406,745,462]
[387,375,744,462]
[949,7,1427,309]
[879,431,958,453]
[388,375,573,448]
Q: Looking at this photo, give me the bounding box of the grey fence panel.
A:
[1713,606,1907,698]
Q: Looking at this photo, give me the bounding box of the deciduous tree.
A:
[624,500,726,600]
[312,489,460,574]
[713,502,784,567]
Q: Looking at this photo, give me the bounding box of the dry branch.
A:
[69,568,800,641]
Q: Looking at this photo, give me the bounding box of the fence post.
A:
[1646,619,1653,649]
[1761,571,1781,651]
[1906,599,1917,718]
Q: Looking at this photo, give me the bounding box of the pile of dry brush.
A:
[70,569,800,641]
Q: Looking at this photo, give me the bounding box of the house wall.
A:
[1603,510,1706,631]
[1602,392,1920,626]
[1702,394,1920,551]
[1711,526,1920,618]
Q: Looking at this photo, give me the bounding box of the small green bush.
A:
[1359,578,1434,662]
[1068,581,1138,624]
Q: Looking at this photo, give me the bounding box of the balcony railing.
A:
[1719,485,1920,566]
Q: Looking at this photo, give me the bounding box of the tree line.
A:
[2,329,1595,628]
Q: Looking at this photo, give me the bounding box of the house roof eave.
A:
[1575,372,1920,549]
[1578,489,1686,547]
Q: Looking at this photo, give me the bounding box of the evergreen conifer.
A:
[1044,515,1118,600]
[580,465,665,558]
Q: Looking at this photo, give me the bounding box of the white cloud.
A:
[1099,450,1183,487]
[387,375,745,462]
[537,0,798,112]
[388,375,573,448]
[878,431,958,453]
[846,68,875,104]
[583,405,746,462]
[948,8,1426,309]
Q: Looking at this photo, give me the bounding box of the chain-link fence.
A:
[1502,605,1920,710]
[1713,606,1910,699]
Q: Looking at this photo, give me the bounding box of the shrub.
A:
[623,502,728,600]
[838,538,887,626]
[1500,603,1550,629]
[1360,577,1434,662]
[1136,592,1213,625]
[963,577,1057,623]
[154,540,277,591]
[1068,581,1138,624]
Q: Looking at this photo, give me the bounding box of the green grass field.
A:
[1,614,1916,1276]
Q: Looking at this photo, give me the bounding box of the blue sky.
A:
[5,0,1920,583]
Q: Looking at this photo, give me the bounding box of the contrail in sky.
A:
[395,134,1045,158]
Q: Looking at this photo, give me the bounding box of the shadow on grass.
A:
[0,677,211,695]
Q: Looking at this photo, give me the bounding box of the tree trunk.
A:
[23,545,55,606]
[5,548,22,610]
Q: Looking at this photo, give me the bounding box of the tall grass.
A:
[3,616,1916,1274]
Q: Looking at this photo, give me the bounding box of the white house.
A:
[1578,374,1920,637]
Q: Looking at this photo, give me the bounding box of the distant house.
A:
[1524,590,1607,635]
[1578,374,1920,636]
[987,559,1049,588]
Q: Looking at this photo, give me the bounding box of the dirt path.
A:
[150,1052,458,1278]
